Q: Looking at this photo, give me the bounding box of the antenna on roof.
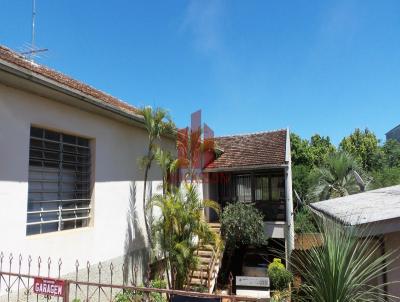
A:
[20,0,48,61]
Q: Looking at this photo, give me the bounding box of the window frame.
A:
[26,126,93,236]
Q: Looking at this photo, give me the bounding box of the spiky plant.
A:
[150,183,221,289]
[314,152,365,200]
[292,219,397,301]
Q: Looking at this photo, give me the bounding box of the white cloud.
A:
[181,0,226,54]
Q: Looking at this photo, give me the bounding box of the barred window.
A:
[26,127,92,235]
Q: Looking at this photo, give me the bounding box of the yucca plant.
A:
[292,218,397,301]
[150,183,221,289]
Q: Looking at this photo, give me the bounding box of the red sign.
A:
[33,277,65,297]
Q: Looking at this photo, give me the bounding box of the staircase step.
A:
[199,244,215,251]
[197,250,213,257]
[191,270,211,278]
[189,278,208,286]
[194,264,219,271]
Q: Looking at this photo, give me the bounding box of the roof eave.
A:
[0,58,148,129]
[203,163,288,173]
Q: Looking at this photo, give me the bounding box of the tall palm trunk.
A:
[143,148,153,249]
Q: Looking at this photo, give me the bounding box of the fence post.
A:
[63,280,70,302]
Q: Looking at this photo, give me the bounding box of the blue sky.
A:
[1,1,400,144]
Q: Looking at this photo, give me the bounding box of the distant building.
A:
[386,124,400,142]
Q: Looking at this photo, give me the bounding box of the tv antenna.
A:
[20,0,48,61]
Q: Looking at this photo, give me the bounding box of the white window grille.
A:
[26,127,92,235]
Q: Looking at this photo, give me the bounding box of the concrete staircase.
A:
[187,223,223,293]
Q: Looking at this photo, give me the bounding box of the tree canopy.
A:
[292,128,400,204]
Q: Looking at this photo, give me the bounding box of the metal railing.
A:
[0,252,262,302]
[26,199,91,231]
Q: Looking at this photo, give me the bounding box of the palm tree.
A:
[154,147,179,195]
[139,106,174,248]
[292,219,396,301]
[150,183,221,289]
[314,152,366,200]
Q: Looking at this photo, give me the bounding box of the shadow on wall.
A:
[123,182,149,286]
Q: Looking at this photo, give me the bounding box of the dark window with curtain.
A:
[218,172,286,221]
[271,176,285,201]
[236,175,252,203]
[254,176,269,201]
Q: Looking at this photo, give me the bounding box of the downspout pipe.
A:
[285,128,295,268]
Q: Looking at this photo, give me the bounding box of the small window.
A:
[26,127,92,235]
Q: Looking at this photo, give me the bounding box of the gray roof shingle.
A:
[310,185,400,226]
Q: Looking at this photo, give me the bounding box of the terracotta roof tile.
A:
[206,129,287,170]
[0,45,140,117]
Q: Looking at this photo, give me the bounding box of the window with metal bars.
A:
[26,126,92,235]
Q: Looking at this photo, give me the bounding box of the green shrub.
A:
[150,278,167,289]
[294,206,317,233]
[149,278,167,302]
[267,259,292,291]
[221,202,267,250]
[115,290,136,302]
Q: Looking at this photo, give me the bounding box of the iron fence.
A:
[0,252,262,302]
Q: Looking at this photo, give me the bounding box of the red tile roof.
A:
[205,129,288,170]
[0,45,140,117]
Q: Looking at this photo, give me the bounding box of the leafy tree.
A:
[370,167,400,189]
[339,128,382,171]
[309,134,336,166]
[290,133,313,167]
[292,219,395,302]
[220,202,267,278]
[314,152,363,200]
[383,139,400,168]
[139,106,175,248]
[150,184,221,289]
[292,164,320,204]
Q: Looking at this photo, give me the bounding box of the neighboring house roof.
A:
[386,124,400,136]
[0,45,142,120]
[310,185,400,226]
[204,129,288,171]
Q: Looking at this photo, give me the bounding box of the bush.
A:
[114,279,167,302]
[267,259,292,291]
[221,202,267,250]
[294,206,317,233]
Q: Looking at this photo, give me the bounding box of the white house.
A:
[0,45,295,295]
[0,45,175,277]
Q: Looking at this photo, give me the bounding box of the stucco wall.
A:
[0,82,174,276]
